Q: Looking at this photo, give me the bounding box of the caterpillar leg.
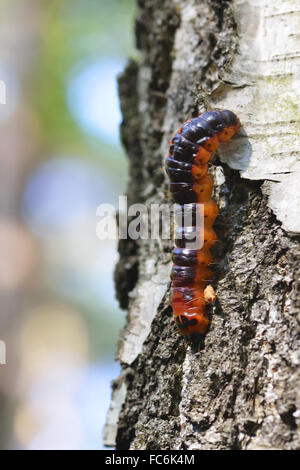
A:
[204,285,216,303]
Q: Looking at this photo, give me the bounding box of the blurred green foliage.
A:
[31,0,137,164]
[26,0,138,358]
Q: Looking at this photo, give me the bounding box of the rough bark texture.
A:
[104,0,300,450]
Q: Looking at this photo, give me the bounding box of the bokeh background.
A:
[0,0,136,449]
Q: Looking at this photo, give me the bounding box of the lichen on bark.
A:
[104,0,300,450]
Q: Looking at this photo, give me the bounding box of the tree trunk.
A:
[104,0,300,450]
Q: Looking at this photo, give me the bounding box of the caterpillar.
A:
[166,109,240,343]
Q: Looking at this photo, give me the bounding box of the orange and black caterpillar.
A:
[166,110,240,342]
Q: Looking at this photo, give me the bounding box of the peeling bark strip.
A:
[210,0,300,233]
[104,0,300,450]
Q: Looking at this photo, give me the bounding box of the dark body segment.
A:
[170,134,199,163]
[172,247,198,266]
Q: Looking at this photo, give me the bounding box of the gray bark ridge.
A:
[104,0,300,450]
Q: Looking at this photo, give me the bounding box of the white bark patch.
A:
[118,260,171,365]
[103,379,127,447]
[211,0,300,233]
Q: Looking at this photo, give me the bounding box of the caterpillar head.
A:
[175,309,209,337]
